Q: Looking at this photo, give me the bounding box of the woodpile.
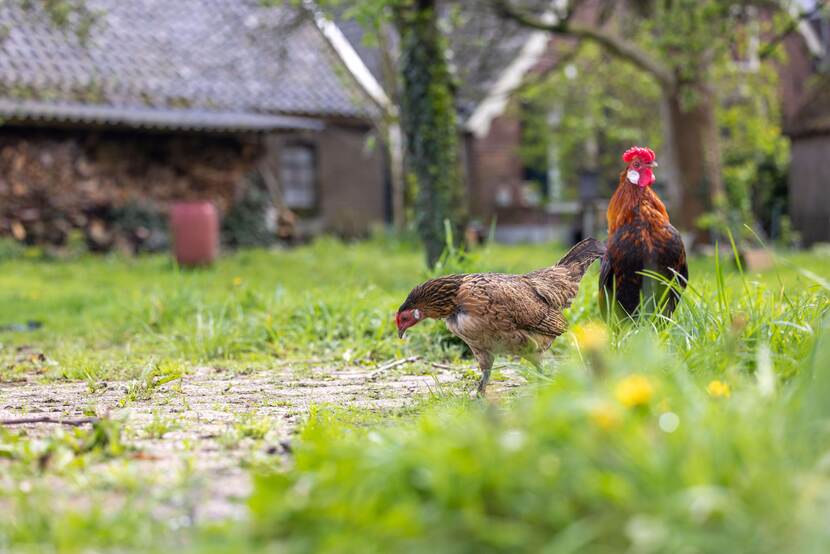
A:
[0,128,264,253]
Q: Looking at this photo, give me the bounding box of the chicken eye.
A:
[634,161,641,168]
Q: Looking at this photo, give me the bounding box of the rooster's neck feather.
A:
[607,170,670,233]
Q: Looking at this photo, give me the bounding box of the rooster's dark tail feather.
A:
[555,237,606,275]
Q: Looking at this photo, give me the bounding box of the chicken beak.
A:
[398,327,406,339]
[651,161,659,168]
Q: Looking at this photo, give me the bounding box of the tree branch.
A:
[493,0,676,90]
[367,355,422,380]
[0,416,97,427]
[758,3,826,60]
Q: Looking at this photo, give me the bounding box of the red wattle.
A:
[639,168,655,188]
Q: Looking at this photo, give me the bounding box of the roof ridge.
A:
[0,98,323,132]
[465,31,549,138]
[308,3,393,114]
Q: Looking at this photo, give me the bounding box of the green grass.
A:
[1,236,827,380]
[0,237,471,380]
[0,236,829,552]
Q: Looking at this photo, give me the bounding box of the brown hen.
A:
[395,238,605,395]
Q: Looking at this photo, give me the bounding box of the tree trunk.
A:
[663,82,723,237]
[396,0,466,266]
[661,83,723,239]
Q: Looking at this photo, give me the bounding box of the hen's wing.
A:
[456,273,569,340]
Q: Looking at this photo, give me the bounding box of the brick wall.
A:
[1,122,388,247]
[318,124,387,236]
[265,122,386,238]
[464,114,523,223]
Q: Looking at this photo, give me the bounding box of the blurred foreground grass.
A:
[251,326,830,553]
[0,236,829,552]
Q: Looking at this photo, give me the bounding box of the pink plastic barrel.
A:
[170,201,219,266]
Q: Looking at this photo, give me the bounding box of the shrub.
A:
[0,237,25,261]
[111,201,169,253]
[223,177,276,248]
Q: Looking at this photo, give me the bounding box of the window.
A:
[280,144,318,211]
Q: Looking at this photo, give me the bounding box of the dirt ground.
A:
[0,363,523,522]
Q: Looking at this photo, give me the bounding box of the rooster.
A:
[599,146,688,320]
[396,238,605,395]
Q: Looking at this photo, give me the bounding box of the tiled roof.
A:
[0,0,378,131]
[335,1,535,118]
[449,9,537,119]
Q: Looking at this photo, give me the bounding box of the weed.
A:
[119,360,184,405]
[235,412,274,441]
[144,411,179,439]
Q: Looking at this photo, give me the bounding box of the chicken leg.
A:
[473,349,494,397]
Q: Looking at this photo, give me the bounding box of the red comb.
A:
[622,146,656,164]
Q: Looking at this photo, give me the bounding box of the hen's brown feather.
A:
[399,238,604,393]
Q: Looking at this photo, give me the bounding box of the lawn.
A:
[0,236,829,552]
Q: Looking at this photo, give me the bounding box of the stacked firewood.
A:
[0,129,263,252]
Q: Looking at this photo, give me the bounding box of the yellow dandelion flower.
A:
[589,402,620,430]
[232,276,243,287]
[615,374,654,408]
[573,322,609,352]
[707,380,731,398]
